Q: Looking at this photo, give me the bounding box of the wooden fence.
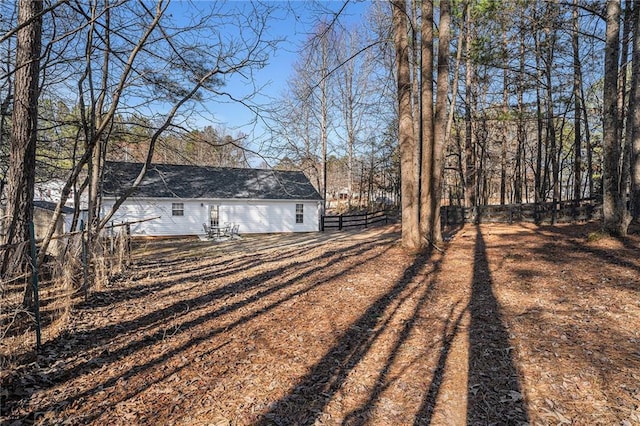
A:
[440,198,602,226]
[321,210,391,231]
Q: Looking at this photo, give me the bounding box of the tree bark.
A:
[1,0,43,299]
[430,0,451,243]
[500,33,509,206]
[627,1,640,220]
[419,0,434,243]
[544,3,560,224]
[533,7,544,210]
[515,10,525,204]
[602,0,631,236]
[464,3,476,209]
[573,0,582,204]
[392,0,421,250]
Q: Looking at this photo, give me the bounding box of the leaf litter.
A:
[1,222,638,425]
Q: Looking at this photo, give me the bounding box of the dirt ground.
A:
[1,222,639,425]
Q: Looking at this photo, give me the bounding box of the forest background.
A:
[0,0,639,293]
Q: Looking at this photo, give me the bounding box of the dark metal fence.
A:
[321,210,391,231]
[440,198,602,226]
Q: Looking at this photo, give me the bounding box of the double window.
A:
[296,204,304,224]
[172,202,184,216]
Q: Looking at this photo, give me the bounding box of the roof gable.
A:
[102,162,323,201]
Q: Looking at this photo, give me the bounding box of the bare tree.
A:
[333,25,374,207]
[573,0,583,204]
[24,1,278,279]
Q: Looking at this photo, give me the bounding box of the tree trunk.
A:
[320,32,329,214]
[392,0,421,251]
[572,0,582,204]
[627,1,640,220]
[411,0,421,169]
[515,12,525,204]
[419,0,434,244]
[534,9,544,209]
[430,0,451,243]
[602,0,631,236]
[464,3,476,209]
[500,38,509,206]
[1,0,43,306]
[545,3,560,224]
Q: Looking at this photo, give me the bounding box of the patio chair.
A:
[230,224,240,239]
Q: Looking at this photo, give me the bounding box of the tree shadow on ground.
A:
[255,250,434,426]
[467,225,529,424]
[1,237,390,422]
[412,302,466,425]
[340,257,448,426]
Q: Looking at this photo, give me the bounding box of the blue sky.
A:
[169,1,373,141]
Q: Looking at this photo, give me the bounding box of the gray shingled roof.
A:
[34,200,75,214]
[102,161,323,201]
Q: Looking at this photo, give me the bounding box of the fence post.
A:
[364,212,368,228]
[29,221,42,350]
[110,221,115,255]
[126,224,132,266]
[339,214,343,230]
[81,220,88,301]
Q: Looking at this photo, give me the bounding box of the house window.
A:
[296,203,304,224]
[172,202,184,216]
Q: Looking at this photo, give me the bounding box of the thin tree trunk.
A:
[619,0,634,205]
[627,1,640,220]
[430,0,451,243]
[37,1,169,261]
[582,81,594,198]
[515,12,525,204]
[411,0,421,174]
[419,0,434,242]
[545,3,559,224]
[500,36,509,206]
[573,0,582,204]
[534,10,544,210]
[464,2,476,210]
[320,32,328,214]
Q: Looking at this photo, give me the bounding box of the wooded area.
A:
[1,0,275,300]
[1,224,638,424]
[388,0,639,249]
[1,1,639,423]
[1,0,639,264]
[265,0,640,248]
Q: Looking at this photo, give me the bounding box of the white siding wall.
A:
[101,198,321,236]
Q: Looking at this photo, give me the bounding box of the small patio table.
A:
[209,225,230,239]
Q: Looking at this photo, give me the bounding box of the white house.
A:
[101,161,323,236]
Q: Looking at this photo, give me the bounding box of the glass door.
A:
[209,205,219,227]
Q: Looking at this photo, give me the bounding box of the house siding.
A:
[101,198,321,236]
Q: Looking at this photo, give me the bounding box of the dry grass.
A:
[1,222,638,425]
[1,233,131,368]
